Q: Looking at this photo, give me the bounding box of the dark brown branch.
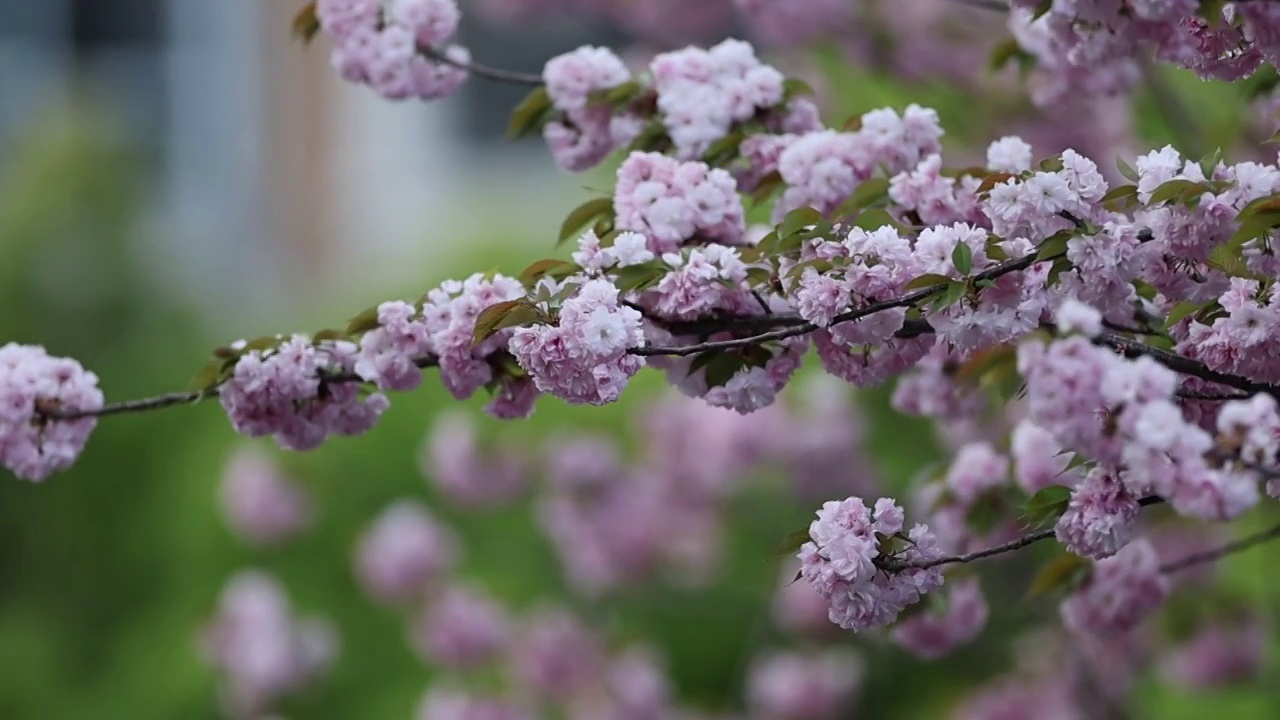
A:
[422,46,543,86]
[633,242,1053,357]
[38,356,440,421]
[878,497,1164,572]
[1159,522,1280,574]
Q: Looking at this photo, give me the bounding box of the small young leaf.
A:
[472,300,525,345]
[292,2,321,44]
[1021,485,1073,530]
[1038,156,1064,172]
[952,241,973,275]
[506,86,554,139]
[774,528,813,556]
[558,197,614,246]
[312,329,345,343]
[976,172,1017,196]
[1025,552,1090,600]
[187,361,223,393]
[346,306,381,335]
[1116,156,1140,183]
[782,77,815,100]
[244,336,282,352]
[520,258,577,285]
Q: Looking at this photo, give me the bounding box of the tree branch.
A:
[422,46,544,87]
[878,497,1165,571]
[633,241,1054,357]
[1159,522,1280,574]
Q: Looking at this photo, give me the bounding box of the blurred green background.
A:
[1,19,1280,720]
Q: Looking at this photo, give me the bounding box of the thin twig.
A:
[879,497,1164,572]
[1159,522,1280,574]
[422,46,543,87]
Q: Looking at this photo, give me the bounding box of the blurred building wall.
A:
[0,0,590,324]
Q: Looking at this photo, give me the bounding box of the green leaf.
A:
[312,329,345,343]
[750,170,784,207]
[1199,148,1224,178]
[931,279,968,310]
[1025,552,1090,600]
[1116,156,1140,183]
[976,172,1017,196]
[988,37,1031,73]
[774,528,813,556]
[244,336,282,352]
[833,178,892,218]
[1035,231,1072,261]
[1038,156,1064,172]
[345,306,381,335]
[952,241,973,275]
[187,360,223,393]
[1148,179,1208,207]
[702,130,744,166]
[782,77,815,100]
[903,273,954,291]
[849,208,903,232]
[471,300,525,345]
[589,80,641,107]
[1021,485,1073,530]
[1207,243,1251,278]
[1032,0,1053,19]
[292,2,321,44]
[779,206,824,238]
[1100,184,1139,211]
[704,353,746,389]
[506,86,554,140]
[558,197,614,246]
[614,262,667,293]
[1165,301,1203,327]
[745,267,773,287]
[520,258,577,285]
[974,278,997,289]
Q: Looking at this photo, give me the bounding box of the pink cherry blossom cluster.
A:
[1019,323,1262,524]
[541,46,642,172]
[353,499,459,606]
[318,0,470,100]
[199,570,338,719]
[409,583,511,669]
[1007,1,1280,107]
[766,106,944,222]
[423,409,532,507]
[218,336,388,451]
[509,278,646,405]
[537,39,817,172]
[0,343,103,481]
[889,576,990,659]
[218,445,313,546]
[745,648,862,720]
[797,497,946,632]
[1060,538,1169,637]
[613,152,746,252]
